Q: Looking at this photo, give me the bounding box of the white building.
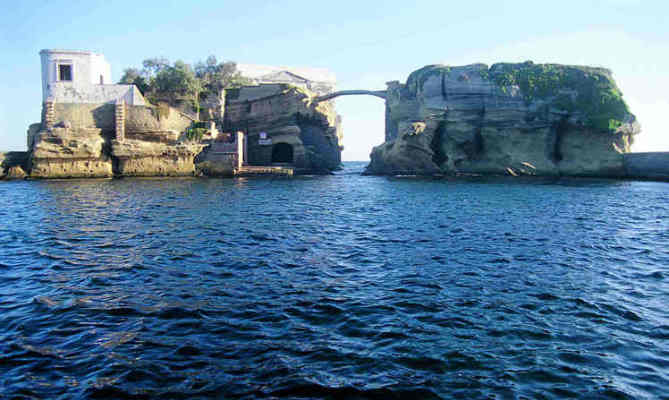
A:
[237,63,336,96]
[40,49,145,105]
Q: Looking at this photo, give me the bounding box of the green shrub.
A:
[185,127,207,142]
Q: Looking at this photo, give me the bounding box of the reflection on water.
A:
[0,163,668,399]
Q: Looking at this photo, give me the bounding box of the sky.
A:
[0,0,667,161]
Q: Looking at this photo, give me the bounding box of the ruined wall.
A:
[52,103,116,130]
[47,84,145,105]
[126,105,192,134]
[194,141,242,177]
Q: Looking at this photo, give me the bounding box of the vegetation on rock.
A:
[489,62,630,132]
[405,64,451,94]
[403,61,631,133]
[184,125,207,142]
[120,56,251,116]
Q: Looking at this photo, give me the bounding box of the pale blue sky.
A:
[1,0,667,160]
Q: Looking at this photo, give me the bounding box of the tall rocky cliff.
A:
[368,62,639,177]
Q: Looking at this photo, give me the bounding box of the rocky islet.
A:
[367,62,640,177]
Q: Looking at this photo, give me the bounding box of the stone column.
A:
[236,131,245,169]
[43,100,55,131]
[115,99,126,141]
[219,89,226,122]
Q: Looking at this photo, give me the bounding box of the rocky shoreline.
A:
[2,84,342,180]
[3,151,668,182]
[3,61,668,182]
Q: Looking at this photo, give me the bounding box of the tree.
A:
[119,68,150,95]
[195,56,251,97]
[142,57,170,77]
[154,61,201,114]
[118,55,250,117]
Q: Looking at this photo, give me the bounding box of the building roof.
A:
[40,49,105,57]
[237,63,336,84]
[258,70,310,83]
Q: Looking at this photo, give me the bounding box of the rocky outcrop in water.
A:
[367,62,639,177]
[0,152,29,180]
[112,139,205,177]
[21,84,340,179]
[223,84,342,173]
[623,152,669,181]
[27,102,198,178]
[30,127,114,178]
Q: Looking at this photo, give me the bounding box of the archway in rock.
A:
[324,95,387,163]
[271,143,294,163]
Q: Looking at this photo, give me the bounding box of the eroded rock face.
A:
[224,85,342,173]
[0,151,30,180]
[27,102,200,179]
[30,127,113,178]
[112,139,205,177]
[5,166,27,180]
[368,62,639,177]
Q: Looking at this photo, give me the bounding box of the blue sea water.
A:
[0,162,668,399]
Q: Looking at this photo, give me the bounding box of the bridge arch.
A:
[319,91,388,162]
[314,90,387,103]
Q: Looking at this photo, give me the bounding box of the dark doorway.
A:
[271,143,293,163]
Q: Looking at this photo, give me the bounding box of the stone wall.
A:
[125,105,193,135]
[52,103,116,131]
[194,140,242,177]
[47,84,145,105]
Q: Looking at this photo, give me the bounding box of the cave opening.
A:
[271,143,294,164]
[431,122,448,166]
[550,119,568,164]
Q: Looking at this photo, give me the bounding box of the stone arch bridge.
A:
[314,90,387,103]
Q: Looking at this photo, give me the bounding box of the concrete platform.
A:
[235,166,294,177]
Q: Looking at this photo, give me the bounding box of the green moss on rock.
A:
[489,61,630,132]
[406,65,451,94]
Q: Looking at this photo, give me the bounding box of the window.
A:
[58,64,72,81]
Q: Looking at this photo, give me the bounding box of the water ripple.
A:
[0,163,667,399]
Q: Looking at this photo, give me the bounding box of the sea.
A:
[1,161,667,399]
